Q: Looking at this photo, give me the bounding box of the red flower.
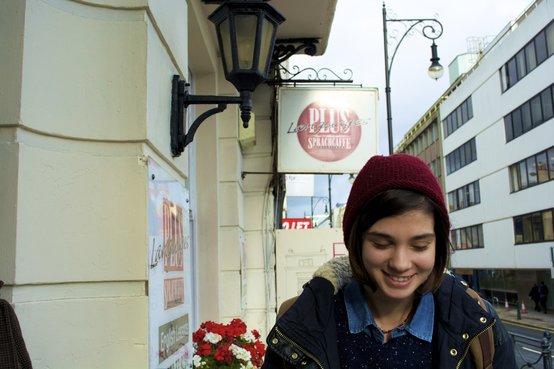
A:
[192,318,266,368]
[192,328,206,343]
[196,342,212,356]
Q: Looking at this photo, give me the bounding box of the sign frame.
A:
[277,86,379,173]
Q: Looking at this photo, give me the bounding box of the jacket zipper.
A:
[275,327,325,369]
[455,319,496,369]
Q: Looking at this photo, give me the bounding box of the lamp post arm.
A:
[386,18,443,77]
[382,2,443,154]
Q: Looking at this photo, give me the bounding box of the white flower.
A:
[203,332,222,344]
[192,355,204,368]
[241,331,256,343]
[229,343,252,362]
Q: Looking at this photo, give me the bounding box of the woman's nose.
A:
[389,247,411,271]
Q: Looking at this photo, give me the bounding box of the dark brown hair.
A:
[347,189,450,293]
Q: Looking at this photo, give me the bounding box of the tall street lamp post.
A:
[310,196,329,228]
[382,2,444,155]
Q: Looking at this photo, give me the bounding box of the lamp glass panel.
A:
[258,18,275,73]
[235,14,257,69]
[428,65,444,80]
[219,18,232,73]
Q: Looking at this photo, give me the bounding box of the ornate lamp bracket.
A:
[271,38,319,67]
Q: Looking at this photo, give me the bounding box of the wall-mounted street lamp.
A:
[171,0,285,157]
[382,2,444,155]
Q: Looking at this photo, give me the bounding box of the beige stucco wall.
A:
[0,0,190,368]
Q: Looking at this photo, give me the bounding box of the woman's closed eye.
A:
[411,243,431,251]
[371,241,392,249]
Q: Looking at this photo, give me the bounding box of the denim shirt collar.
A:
[343,281,434,343]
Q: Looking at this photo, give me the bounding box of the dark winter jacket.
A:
[262,257,516,369]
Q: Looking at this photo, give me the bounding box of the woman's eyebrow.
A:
[365,232,435,241]
[410,233,435,240]
[365,231,394,240]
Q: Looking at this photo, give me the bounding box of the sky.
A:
[284,0,534,220]
[291,0,534,154]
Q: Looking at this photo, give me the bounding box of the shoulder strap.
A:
[277,296,298,318]
[465,287,495,369]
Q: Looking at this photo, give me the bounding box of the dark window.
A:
[510,147,554,192]
[448,192,456,212]
[527,156,538,187]
[523,213,533,242]
[500,65,509,92]
[507,58,518,89]
[547,21,554,56]
[512,110,523,138]
[461,102,468,123]
[521,102,532,132]
[516,49,527,78]
[505,114,514,141]
[549,147,554,180]
[501,21,553,91]
[442,97,473,137]
[525,41,538,72]
[536,152,549,183]
[541,88,553,120]
[505,84,554,142]
[531,95,543,127]
[519,161,528,188]
[514,217,523,244]
[535,31,548,65]
[448,180,481,212]
[452,224,484,250]
[544,211,554,241]
[446,139,477,175]
[531,213,544,241]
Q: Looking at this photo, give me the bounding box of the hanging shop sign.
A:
[148,159,193,369]
[277,87,378,173]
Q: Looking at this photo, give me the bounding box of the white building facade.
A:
[442,0,554,307]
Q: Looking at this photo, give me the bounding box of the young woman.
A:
[263,154,516,369]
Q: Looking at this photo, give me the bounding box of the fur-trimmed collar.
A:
[312,256,353,294]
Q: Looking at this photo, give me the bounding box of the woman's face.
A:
[361,209,436,302]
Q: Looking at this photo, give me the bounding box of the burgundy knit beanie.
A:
[342,154,450,246]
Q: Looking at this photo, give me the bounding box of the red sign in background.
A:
[296,102,362,162]
[282,218,312,229]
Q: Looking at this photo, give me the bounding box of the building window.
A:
[500,20,554,92]
[445,138,477,175]
[442,96,474,137]
[504,83,554,142]
[447,180,480,212]
[514,208,554,244]
[451,224,484,250]
[428,158,442,179]
[403,120,439,156]
[509,146,554,192]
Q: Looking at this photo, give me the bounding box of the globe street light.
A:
[382,2,444,154]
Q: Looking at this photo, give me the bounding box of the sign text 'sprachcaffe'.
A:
[288,102,362,162]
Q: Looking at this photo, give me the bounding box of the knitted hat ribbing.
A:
[342,154,449,246]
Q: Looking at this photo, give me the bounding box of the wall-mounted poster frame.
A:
[148,158,193,369]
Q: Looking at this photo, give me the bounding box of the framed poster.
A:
[277,87,378,173]
[148,159,193,369]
